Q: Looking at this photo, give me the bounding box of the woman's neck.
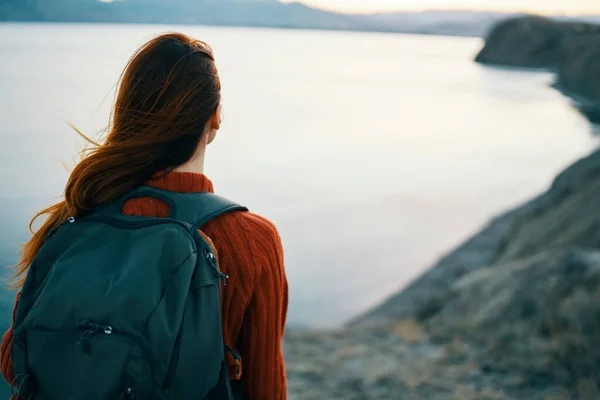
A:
[173,147,206,174]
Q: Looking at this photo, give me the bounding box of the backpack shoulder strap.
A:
[179,192,249,228]
[94,186,248,228]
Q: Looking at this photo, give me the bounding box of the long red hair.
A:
[11,32,221,288]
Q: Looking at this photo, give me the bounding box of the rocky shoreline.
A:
[285,146,600,398]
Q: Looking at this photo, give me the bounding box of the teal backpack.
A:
[10,186,247,399]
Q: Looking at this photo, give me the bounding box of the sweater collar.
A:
[146,171,214,193]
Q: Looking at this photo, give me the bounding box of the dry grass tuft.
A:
[393,319,425,343]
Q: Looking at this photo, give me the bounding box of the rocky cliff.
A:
[286,148,600,399]
[475,16,600,68]
[475,15,600,124]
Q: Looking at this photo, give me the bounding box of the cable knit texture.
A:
[0,172,289,400]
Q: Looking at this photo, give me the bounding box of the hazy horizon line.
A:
[282,1,600,17]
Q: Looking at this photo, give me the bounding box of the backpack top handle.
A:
[92,185,248,228]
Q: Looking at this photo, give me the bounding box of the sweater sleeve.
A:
[239,220,288,400]
[1,291,20,385]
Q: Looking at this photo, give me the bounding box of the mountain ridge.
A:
[2,0,598,38]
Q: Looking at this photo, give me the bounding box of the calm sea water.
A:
[0,23,597,328]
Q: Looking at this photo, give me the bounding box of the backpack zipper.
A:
[76,320,155,366]
[76,319,114,355]
[77,320,158,389]
[26,323,157,385]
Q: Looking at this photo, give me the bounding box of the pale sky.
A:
[282,0,600,14]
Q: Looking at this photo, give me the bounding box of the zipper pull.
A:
[46,216,76,240]
[218,271,230,286]
[206,251,229,285]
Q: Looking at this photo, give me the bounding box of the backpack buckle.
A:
[225,345,243,380]
[234,359,242,380]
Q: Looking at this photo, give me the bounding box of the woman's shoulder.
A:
[202,210,284,281]
[203,209,282,245]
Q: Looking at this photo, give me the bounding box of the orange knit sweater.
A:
[0,172,289,399]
